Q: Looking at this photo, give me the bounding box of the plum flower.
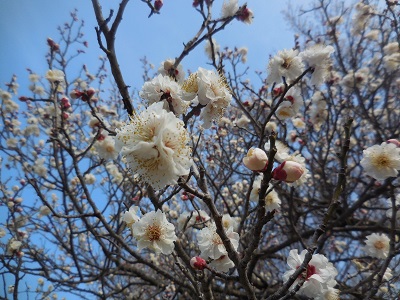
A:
[182,67,232,128]
[360,142,400,180]
[115,102,192,190]
[209,255,235,272]
[283,249,338,298]
[363,233,390,259]
[250,176,281,212]
[122,206,140,229]
[140,74,189,115]
[266,49,304,84]
[300,44,335,86]
[158,59,185,84]
[131,210,177,255]
[197,223,239,259]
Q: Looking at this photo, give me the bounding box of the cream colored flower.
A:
[115,102,192,190]
[131,210,177,255]
[364,233,390,259]
[360,142,400,180]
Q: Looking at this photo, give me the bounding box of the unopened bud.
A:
[273,161,304,183]
[243,148,268,172]
[61,97,71,109]
[69,90,83,99]
[19,96,28,102]
[86,87,96,98]
[190,256,207,270]
[154,0,163,10]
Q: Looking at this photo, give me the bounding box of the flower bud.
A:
[69,90,83,99]
[273,161,304,183]
[243,148,268,171]
[86,87,96,98]
[154,0,163,11]
[19,96,28,102]
[387,139,400,147]
[190,256,207,270]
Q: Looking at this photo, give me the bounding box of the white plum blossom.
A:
[115,102,192,190]
[250,176,281,212]
[122,206,140,229]
[283,249,338,298]
[265,140,290,162]
[363,233,390,259]
[95,132,118,160]
[158,59,185,84]
[360,142,400,180]
[222,214,239,231]
[182,67,232,128]
[8,240,22,254]
[33,158,48,178]
[140,74,189,115]
[131,210,177,255]
[45,69,65,83]
[221,0,239,18]
[84,173,96,185]
[197,223,239,259]
[300,44,335,86]
[266,49,304,84]
[209,255,235,273]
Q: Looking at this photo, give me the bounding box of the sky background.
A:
[0,0,313,298]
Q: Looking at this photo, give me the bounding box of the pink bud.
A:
[154,0,163,10]
[62,112,69,119]
[61,97,71,109]
[243,148,268,171]
[69,90,83,99]
[387,139,400,147]
[273,161,304,183]
[86,87,96,98]
[19,96,28,102]
[236,7,253,24]
[190,256,207,270]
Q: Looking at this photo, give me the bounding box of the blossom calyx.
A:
[273,161,304,183]
[243,148,268,171]
[190,256,207,270]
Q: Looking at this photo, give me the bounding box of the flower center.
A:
[372,154,390,168]
[374,240,385,250]
[146,224,162,241]
[212,232,223,245]
[282,57,293,69]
